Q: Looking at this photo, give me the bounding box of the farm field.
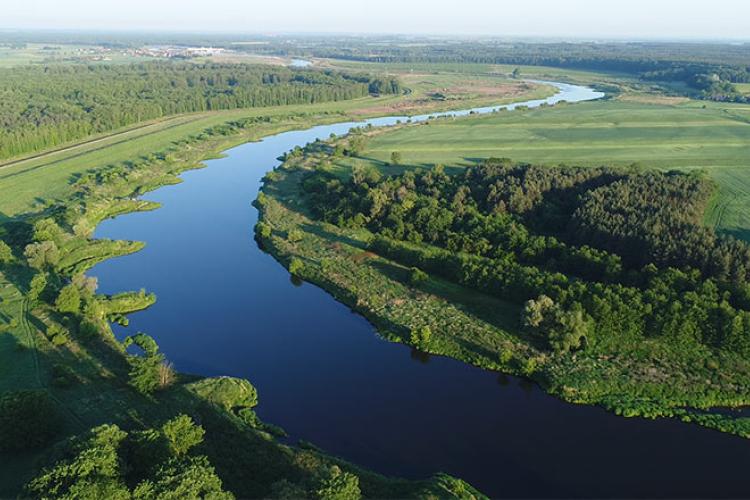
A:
[336,99,750,238]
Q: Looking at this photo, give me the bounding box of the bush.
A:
[162,415,204,456]
[287,228,304,243]
[28,273,48,302]
[315,466,361,500]
[390,151,402,165]
[0,240,12,264]
[256,222,272,239]
[55,285,82,314]
[410,326,432,350]
[186,377,259,411]
[409,267,428,286]
[289,258,305,276]
[0,390,61,451]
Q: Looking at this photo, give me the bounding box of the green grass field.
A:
[735,83,750,95]
[337,99,750,238]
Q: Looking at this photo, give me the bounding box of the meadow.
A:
[334,98,750,239]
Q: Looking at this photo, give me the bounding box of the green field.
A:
[337,99,750,238]
[736,83,750,95]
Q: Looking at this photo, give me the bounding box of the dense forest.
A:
[255,37,750,102]
[0,62,401,159]
[302,157,750,358]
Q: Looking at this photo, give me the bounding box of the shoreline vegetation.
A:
[0,67,558,497]
[255,113,750,440]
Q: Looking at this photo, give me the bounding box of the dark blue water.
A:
[90,85,750,498]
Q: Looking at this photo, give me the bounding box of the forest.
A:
[256,37,750,102]
[0,62,400,159]
[302,157,750,358]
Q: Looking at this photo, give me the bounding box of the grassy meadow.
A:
[333,98,750,239]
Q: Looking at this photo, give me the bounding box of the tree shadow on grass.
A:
[300,222,368,251]
[367,257,544,350]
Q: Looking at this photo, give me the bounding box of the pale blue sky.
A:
[3,0,749,39]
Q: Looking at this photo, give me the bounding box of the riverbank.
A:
[84,81,750,498]
[255,112,750,440]
[0,77,561,496]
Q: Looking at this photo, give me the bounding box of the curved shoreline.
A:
[88,82,750,497]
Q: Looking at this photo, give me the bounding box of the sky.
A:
[2,0,749,40]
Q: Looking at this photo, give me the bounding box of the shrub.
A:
[50,363,78,388]
[390,151,402,165]
[28,273,48,302]
[0,240,12,264]
[410,326,432,349]
[287,228,304,243]
[409,267,428,286]
[186,377,259,411]
[129,354,165,395]
[162,415,204,456]
[256,222,272,239]
[48,325,70,346]
[55,285,82,314]
[315,466,361,500]
[24,241,59,270]
[289,257,305,276]
[0,390,61,451]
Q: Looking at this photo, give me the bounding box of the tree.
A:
[162,415,204,457]
[287,228,304,243]
[27,423,232,500]
[314,466,361,500]
[410,325,432,349]
[0,240,12,264]
[512,67,521,79]
[28,273,48,302]
[255,222,272,239]
[55,284,82,314]
[133,456,232,500]
[32,218,63,242]
[26,424,129,499]
[409,267,428,286]
[0,390,61,451]
[129,354,166,395]
[289,258,305,276]
[24,240,59,270]
[390,151,402,165]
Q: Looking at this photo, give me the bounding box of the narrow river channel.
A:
[90,83,750,498]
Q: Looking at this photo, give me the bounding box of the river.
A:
[90,83,750,498]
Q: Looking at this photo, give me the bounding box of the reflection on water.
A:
[89,83,750,498]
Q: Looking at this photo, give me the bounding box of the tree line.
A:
[0,62,401,159]
[301,158,750,358]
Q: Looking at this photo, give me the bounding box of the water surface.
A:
[91,84,750,498]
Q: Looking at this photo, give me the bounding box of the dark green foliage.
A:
[0,390,61,451]
[0,62,400,159]
[390,151,402,165]
[289,257,305,276]
[297,39,750,102]
[314,465,361,500]
[28,272,48,302]
[410,326,432,350]
[24,241,60,270]
[124,333,170,395]
[128,354,166,396]
[408,267,428,285]
[0,240,12,264]
[255,222,273,239]
[185,377,258,411]
[55,284,81,314]
[27,420,231,499]
[162,415,204,457]
[303,158,750,359]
